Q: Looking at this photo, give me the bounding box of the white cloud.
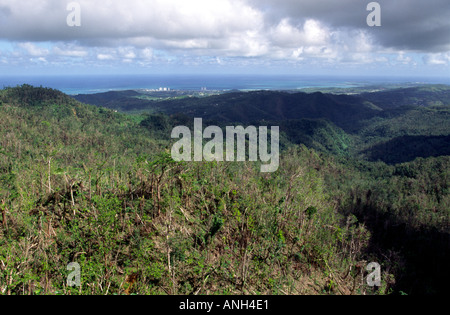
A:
[52,45,88,57]
[396,52,413,65]
[0,0,264,42]
[423,53,450,66]
[97,53,114,61]
[17,42,49,56]
[0,0,448,74]
[303,19,329,46]
[269,19,329,49]
[139,48,153,59]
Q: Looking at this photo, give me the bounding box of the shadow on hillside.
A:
[364,135,450,164]
[342,198,450,295]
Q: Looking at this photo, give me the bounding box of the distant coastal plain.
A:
[1,74,449,95]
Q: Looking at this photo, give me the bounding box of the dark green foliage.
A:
[2,84,73,108]
[364,135,450,164]
[209,215,224,239]
[79,90,381,131]
[76,84,450,162]
[361,85,450,109]
[73,90,152,114]
[140,113,172,135]
[277,119,352,156]
[305,206,318,220]
[0,84,449,296]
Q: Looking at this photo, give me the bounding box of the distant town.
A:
[134,86,224,100]
[143,86,209,92]
[146,87,171,92]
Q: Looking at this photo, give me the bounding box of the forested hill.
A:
[0,85,449,296]
[74,84,450,163]
[2,84,78,108]
[145,91,381,130]
[75,90,382,131]
[360,85,450,109]
[73,85,450,132]
[74,90,143,111]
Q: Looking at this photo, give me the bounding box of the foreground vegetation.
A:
[0,85,448,295]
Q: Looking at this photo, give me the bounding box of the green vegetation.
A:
[0,84,448,295]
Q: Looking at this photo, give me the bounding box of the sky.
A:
[0,0,449,77]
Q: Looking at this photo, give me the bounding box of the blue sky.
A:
[0,0,449,77]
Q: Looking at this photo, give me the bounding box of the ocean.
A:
[1,74,449,95]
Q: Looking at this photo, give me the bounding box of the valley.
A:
[0,83,448,295]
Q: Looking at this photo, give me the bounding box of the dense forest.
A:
[0,84,448,295]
